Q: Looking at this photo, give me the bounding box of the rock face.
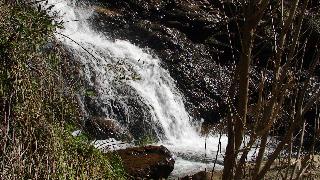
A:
[88,0,320,126]
[82,84,160,141]
[84,0,320,148]
[115,145,175,179]
[89,0,235,124]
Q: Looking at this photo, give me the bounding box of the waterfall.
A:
[47,0,228,176]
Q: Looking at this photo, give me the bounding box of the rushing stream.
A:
[48,0,228,177]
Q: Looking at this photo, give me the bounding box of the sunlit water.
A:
[47,0,228,176]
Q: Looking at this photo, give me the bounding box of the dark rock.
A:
[85,117,134,142]
[79,65,161,141]
[115,145,175,179]
[302,15,320,76]
[88,0,320,128]
[89,1,231,124]
[82,85,162,141]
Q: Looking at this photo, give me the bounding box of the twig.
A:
[55,32,100,62]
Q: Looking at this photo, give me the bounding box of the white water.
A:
[48,0,228,176]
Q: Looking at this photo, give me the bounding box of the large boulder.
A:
[115,145,175,179]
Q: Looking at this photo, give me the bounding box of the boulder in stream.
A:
[115,145,175,179]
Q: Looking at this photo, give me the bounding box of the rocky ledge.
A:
[89,0,234,124]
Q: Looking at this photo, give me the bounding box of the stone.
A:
[115,145,175,179]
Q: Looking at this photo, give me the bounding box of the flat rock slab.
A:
[115,145,175,179]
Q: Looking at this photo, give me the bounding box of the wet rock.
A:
[80,0,320,153]
[82,87,161,141]
[115,145,175,179]
[89,0,231,124]
[81,78,161,141]
[94,6,121,17]
[85,117,134,142]
[88,0,319,127]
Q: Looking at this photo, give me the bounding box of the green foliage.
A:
[66,123,90,142]
[107,153,127,178]
[84,89,97,97]
[53,124,127,179]
[0,1,126,179]
[135,133,157,146]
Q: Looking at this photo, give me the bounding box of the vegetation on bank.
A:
[0,1,126,179]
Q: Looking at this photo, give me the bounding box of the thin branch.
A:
[55,32,100,62]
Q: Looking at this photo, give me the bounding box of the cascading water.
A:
[48,0,228,177]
